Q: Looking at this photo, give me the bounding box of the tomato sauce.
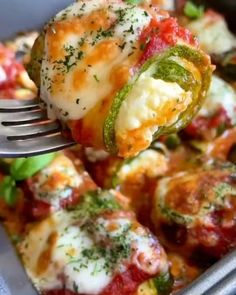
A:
[139,17,198,65]
[43,265,150,295]
[184,108,232,140]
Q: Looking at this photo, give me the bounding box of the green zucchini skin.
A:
[137,272,173,295]
[27,33,45,89]
[104,44,213,155]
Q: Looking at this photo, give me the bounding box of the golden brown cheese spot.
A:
[36,231,58,275]
[85,39,121,65]
[47,10,114,62]
[164,171,230,215]
[110,64,131,90]
[165,175,204,215]
[85,9,114,31]
[72,69,88,90]
[51,72,65,95]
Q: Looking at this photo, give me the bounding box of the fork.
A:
[0,98,75,158]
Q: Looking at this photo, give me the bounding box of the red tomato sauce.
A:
[21,173,97,220]
[139,17,198,65]
[43,265,150,295]
[184,108,232,140]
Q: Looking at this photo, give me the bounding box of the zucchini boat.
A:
[152,158,236,260]
[28,0,213,157]
[185,9,236,80]
[183,75,236,140]
[19,189,172,295]
[22,151,97,219]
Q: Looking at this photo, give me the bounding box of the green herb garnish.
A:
[184,1,204,19]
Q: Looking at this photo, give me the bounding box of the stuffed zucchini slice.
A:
[183,75,236,141]
[19,189,172,295]
[152,158,236,260]
[28,0,213,158]
[184,8,236,80]
[22,151,97,219]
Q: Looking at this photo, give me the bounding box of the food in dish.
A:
[182,8,236,80]
[28,0,213,157]
[22,152,97,219]
[19,188,171,295]
[152,158,236,260]
[183,75,236,141]
[0,42,36,99]
[1,1,236,295]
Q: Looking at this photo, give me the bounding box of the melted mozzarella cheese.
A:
[187,13,236,55]
[90,216,164,275]
[20,189,167,294]
[41,0,152,121]
[115,75,192,149]
[20,211,113,294]
[199,75,236,124]
[31,154,82,209]
[117,149,168,181]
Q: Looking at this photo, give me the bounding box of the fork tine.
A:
[0,99,39,110]
[1,121,60,138]
[0,134,75,158]
[0,109,47,124]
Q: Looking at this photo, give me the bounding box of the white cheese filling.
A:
[115,75,192,142]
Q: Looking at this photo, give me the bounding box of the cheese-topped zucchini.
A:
[187,10,236,56]
[112,148,168,187]
[23,152,96,218]
[152,159,236,259]
[19,189,171,295]
[186,9,236,79]
[28,0,212,157]
[184,75,236,140]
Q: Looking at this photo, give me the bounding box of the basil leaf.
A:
[184,1,204,19]
[10,153,55,181]
[0,176,17,206]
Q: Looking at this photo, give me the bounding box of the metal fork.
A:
[0,98,75,158]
